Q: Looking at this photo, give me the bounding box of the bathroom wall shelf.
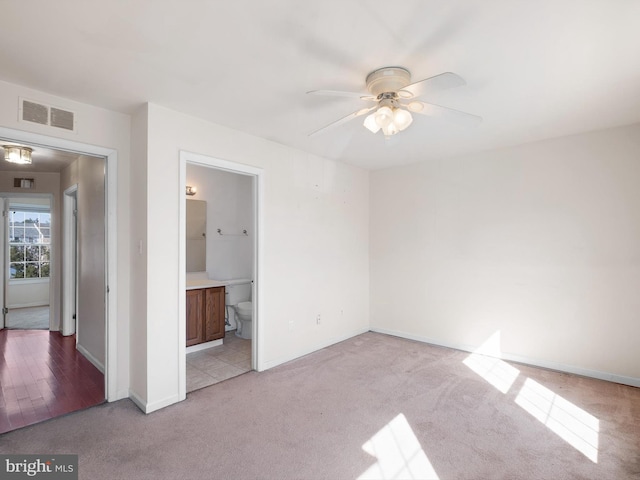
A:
[217,228,248,236]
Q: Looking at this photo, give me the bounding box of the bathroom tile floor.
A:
[186,332,251,392]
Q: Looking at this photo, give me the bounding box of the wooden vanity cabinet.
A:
[186,286,225,346]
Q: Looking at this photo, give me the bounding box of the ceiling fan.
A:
[307,66,481,138]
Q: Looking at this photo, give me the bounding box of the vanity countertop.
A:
[186,277,252,291]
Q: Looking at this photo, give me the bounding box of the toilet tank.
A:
[224,280,252,305]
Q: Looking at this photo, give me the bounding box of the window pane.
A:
[40,213,51,225]
[39,227,51,243]
[25,263,39,278]
[10,245,24,262]
[40,245,51,262]
[25,226,39,243]
[25,245,39,261]
[41,262,50,278]
[10,226,24,243]
[10,211,24,224]
[24,212,38,224]
[10,263,24,279]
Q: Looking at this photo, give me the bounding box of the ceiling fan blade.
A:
[407,101,482,126]
[399,72,467,99]
[307,90,376,101]
[308,106,376,137]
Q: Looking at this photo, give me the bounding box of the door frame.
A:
[178,150,264,401]
[0,126,119,402]
[62,184,78,336]
[0,197,5,329]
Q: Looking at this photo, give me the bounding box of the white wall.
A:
[61,156,106,371]
[0,79,131,399]
[371,123,640,385]
[186,165,253,280]
[139,103,369,412]
[129,104,149,405]
[7,282,49,308]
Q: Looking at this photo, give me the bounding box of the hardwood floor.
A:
[0,329,104,434]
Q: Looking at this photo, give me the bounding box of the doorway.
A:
[62,184,77,336]
[1,195,52,330]
[0,126,118,401]
[178,151,264,400]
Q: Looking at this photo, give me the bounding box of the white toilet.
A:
[225,280,253,339]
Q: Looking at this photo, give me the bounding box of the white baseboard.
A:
[128,389,147,413]
[129,388,183,414]
[370,327,640,389]
[260,326,370,372]
[145,394,182,414]
[76,343,105,373]
[186,338,223,354]
[9,302,49,309]
[113,388,130,402]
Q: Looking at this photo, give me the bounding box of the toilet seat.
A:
[236,301,252,316]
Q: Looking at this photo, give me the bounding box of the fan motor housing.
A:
[365,67,411,96]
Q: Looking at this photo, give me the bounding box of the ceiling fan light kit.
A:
[307,66,482,138]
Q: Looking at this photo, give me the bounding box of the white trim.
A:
[132,393,183,415]
[7,302,48,309]
[261,327,370,371]
[77,343,105,373]
[0,126,118,402]
[8,278,50,286]
[185,338,223,354]
[178,155,187,401]
[0,197,6,330]
[128,389,147,413]
[370,327,640,389]
[179,150,264,400]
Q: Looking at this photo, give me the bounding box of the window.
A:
[9,209,51,279]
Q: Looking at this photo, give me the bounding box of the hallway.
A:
[0,329,104,434]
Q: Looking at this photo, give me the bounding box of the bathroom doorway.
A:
[178,151,263,398]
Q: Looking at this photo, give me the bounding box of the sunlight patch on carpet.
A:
[463,331,520,393]
[515,378,599,463]
[358,413,439,480]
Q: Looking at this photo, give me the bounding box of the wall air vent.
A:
[50,107,75,131]
[14,178,35,189]
[22,100,48,125]
[19,97,77,133]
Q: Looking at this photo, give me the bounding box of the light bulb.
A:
[382,122,399,136]
[393,108,413,131]
[363,113,381,133]
[374,106,393,128]
[3,146,32,165]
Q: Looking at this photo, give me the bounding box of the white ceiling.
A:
[1,1,639,170]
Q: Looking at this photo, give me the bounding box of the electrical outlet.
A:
[288,320,294,332]
[316,314,321,325]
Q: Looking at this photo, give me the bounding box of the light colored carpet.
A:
[0,332,638,480]
[6,306,49,329]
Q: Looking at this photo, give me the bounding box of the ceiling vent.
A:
[19,97,76,132]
